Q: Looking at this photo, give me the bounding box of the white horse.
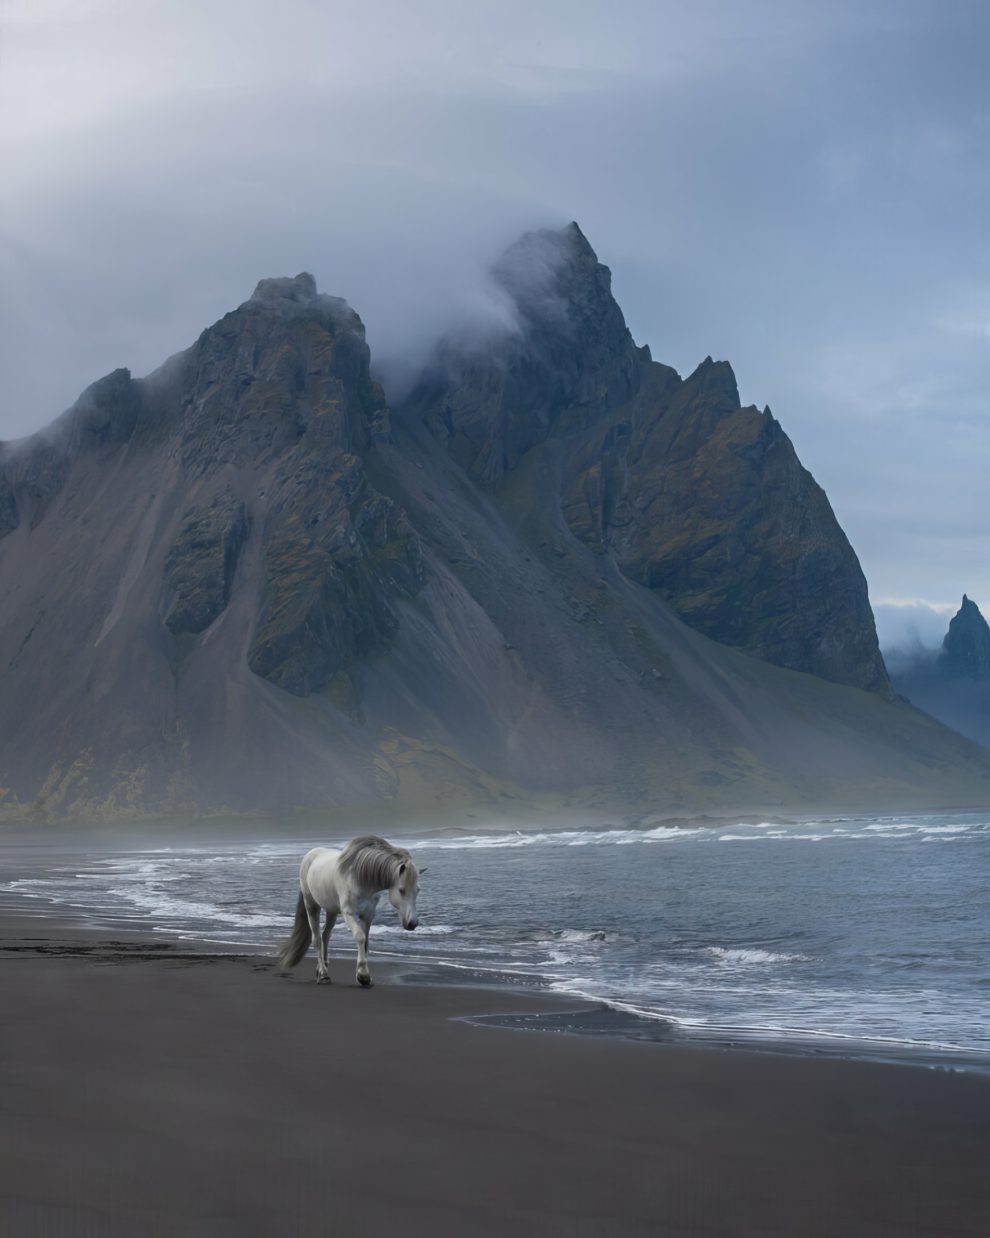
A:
[277,835,425,987]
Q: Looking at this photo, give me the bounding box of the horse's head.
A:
[388,856,425,930]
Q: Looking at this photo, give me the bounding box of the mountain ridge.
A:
[0,225,988,822]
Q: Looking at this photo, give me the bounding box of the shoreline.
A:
[3,796,990,843]
[4,811,990,1078]
[2,905,989,1235]
[4,891,990,1077]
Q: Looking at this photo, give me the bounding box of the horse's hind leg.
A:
[319,913,337,983]
[306,901,328,983]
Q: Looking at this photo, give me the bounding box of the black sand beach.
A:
[2,909,989,1237]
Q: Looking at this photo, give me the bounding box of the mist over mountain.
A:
[1,223,988,823]
[887,596,990,748]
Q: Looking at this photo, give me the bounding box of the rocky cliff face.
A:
[411,224,640,487]
[406,224,889,695]
[161,273,424,697]
[0,227,986,822]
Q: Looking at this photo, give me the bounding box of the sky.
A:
[1,0,987,647]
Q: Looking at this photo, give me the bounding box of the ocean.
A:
[5,813,989,1071]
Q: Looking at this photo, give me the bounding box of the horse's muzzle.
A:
[405,919,419,931]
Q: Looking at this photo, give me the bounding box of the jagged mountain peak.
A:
[174,267,391,465]
[888,594,990,746]
[941,594,990,678]
[491,220,631,343]
[682,356,741,412]
[404,222,888,695]
[403,220,640,485]
[492,220,599,294]
[250,271,318,304]
[229,271,360,335]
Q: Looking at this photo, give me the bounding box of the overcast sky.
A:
[2,0,987,645]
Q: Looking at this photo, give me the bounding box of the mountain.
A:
[887,595,990,748]
[940,595,990,679]
[405,224,888,694]
[1,225,988,823]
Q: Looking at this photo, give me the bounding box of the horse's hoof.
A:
[357,973,372,988]
[317,975,332,985]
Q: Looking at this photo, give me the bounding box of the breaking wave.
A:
[413,825,704,850]
[704,947,809,966]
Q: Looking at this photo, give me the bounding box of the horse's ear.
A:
[398,862,407,875]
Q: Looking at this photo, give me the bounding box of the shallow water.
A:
[5,813,990,1069]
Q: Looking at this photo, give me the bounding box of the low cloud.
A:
[2,0,988,612]
[873,598,956,653]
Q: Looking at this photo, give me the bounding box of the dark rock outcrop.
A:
[406,224,889,695]
[178,272,390,474]
[173,272,423,693]
[564,375,887,693]
[162,492,250,637]
[1,368,142,534]
[410,223,639,487]
[0,470,18,541]
[247,461,423,697]
[940,595,990,679]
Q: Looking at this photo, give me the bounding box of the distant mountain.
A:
[941,595,990,679]
[1,225,988,822]
[887,595,990,747]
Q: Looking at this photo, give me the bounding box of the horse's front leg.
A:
[342,909,372,987]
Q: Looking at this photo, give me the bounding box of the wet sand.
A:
[1,910,989,1237]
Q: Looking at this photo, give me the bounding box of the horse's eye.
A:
[399,888,406,896]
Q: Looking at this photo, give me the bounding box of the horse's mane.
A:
[337,835,411,891]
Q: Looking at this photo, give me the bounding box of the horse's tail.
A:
[277,890,312,971]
